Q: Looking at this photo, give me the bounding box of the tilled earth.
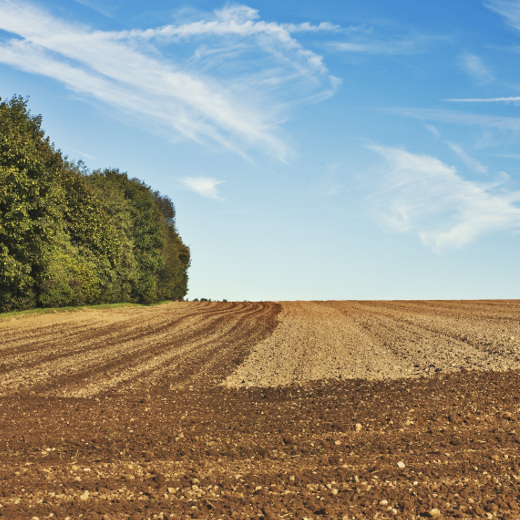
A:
[1,300,520,519]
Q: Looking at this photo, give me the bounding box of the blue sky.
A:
[1,0,520,300]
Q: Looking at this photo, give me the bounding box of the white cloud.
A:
[282,22,340,33]
[0,1,339,161]
[181,176,225,200]
[461,54,494,84]
[446,96,520,103]
[122,7,339,76]
[368,145,520,251]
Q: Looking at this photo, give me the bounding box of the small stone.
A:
[380,500,388,506]
[167,487,175,493]
[79,491,89,501]
[429,508,441,518]
[355,423,362,432]
[397,461,405,469]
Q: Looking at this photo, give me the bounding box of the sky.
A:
[1,0,520,301]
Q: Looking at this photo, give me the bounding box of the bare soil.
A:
[1,300,520,519]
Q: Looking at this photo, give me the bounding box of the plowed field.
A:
[1,300,520,519]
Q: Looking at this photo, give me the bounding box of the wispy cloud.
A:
[330,32,447,56]
[118,5,338,76]
[386,106,520,133]
[446,96,520,103]
[332,40,419,55]
[461,54,494,84]
[484,0,520,29]
[424,124,441,138]
[368,145,520,251]
[121,7,339,46]
[446,141,488,174]
[181,176,225,200]
[0,1,339,161]
[72,0,117,18]
[424,124,488,174]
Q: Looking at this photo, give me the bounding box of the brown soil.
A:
[226,300,520,386]
[1,300,520,519]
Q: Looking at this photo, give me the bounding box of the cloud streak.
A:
[446,96,520,103]
[368,145,520,251]
[445,141,488,175]
[0,1,339,161]
[386,106,520,133]
[330,31,448,57]
[332,40,419,55]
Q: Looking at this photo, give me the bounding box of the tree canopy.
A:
[0,95,190,311]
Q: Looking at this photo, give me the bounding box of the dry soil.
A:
[1,300,520,519]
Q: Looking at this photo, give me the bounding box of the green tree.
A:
[0,95,63,310]
[87,169,190,304]
[153,191,190,301]
[1,95,190,311]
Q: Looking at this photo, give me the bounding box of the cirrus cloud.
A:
[0,1,340,162]
[368,144,520,251]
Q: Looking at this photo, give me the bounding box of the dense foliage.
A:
[0,95,190,311]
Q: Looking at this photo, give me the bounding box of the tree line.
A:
[0,95,190,312]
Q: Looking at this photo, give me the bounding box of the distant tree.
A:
[39,165,122,307]
[154,190,190,301]
[0,95,64,310]
[87,169,190,304]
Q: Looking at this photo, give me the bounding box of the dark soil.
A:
[2,370,520,519]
